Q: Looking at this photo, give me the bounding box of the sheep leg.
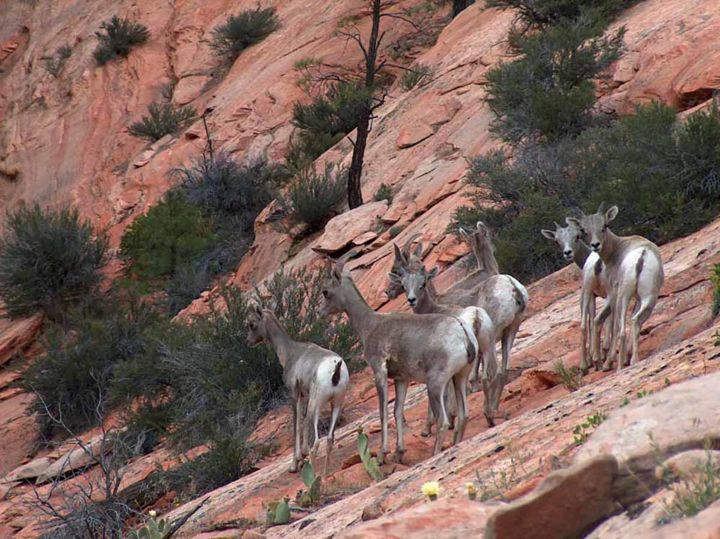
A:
[291,398,302,473]
[393,380,408,463]
[429,381,449,455]
[421,397,434,437]
[324,395,343,477]
[452,371,469,445]
[373,363,390,465]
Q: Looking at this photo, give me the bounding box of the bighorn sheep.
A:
[541,222,612,373]
[567,206,664,369]
[319,258,481,463]
[246,304,349,474]
[386,227,528,416]
[387,249,498,426]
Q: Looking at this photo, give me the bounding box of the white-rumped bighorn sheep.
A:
[319,258,481,463]
[386,225,528,420]
[567,205,664,370]
[246,304,349,475]
[541,222,612,373]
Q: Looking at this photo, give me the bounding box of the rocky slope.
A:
[1,0,720,537]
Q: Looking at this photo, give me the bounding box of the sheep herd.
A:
[247,204,664,475]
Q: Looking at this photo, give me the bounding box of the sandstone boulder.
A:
[313,201,388,254]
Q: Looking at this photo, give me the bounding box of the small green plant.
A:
[374,183,393,203]
[120,191,215,282]
[210,7,279,61]
[573,411,607,445]
[128,103,196,142]
[296,461,322,507]
[94,16,150,65]
[660,446,720,523]
[711,264,720,317]
[636,389,651,399]
[357,426,384,481]
[266,497,291,526]
[400,64,431,91]
[127,511,169,539]
[553,360,582,391]
[44,45,72,77]
[0,204,108,320]
[285,162,346,230]
[388,224,405,238]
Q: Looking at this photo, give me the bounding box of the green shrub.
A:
[94,16,150,65]
[374,183,393,203]
[400,64,431,91]
[44,45,72,77]
[286,163,346,230]
[485,16,624,144]
[451,103,720,281]
[120,191,216,282]
[128,102,196,142]
[0,205,108,320]
[486,0,637,29]
[175,153,285,224]
[22,300,164,437]
[290,81,373,167]
[210,7,279,61]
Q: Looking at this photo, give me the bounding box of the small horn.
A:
[554,221,562,230]
[401,232,422,258]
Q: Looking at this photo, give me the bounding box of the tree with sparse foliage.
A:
[0,205,108,320]
[94,16,150,65]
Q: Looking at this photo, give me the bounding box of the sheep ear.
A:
[331,262,344,282]
[388,271,402,285]
[393,244,407,266]
[605,205,619,222]
[458,227,470,240]
[476,221,487,236]
[566,217,582,228]
[540,229,556,240]
[427,266,439,280]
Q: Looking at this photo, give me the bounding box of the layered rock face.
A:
[1,0,720,537]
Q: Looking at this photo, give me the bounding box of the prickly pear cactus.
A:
[357,427,384,481]
[298,461,322,506]
[128,516,169,539]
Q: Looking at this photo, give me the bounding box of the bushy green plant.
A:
[374,183,393,203]
[485,16,624,143]
[94,16,150,65]
[22,300,164,437]
[210,7,279,61]
[400,64,431,91]
[44,45,72,77]
[451,103,720,281]
[128,103,196,142]
[290,81,373,167]
[0,204,108,320]
[486,0,637,29]
[175,153,285,223]
[285,163,346,230]
[120,191,216,282]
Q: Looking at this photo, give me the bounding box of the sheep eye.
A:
[322,290,329,297]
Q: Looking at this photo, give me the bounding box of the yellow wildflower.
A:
[466,482,477,500]
[148,510,157,518]
[421,480,440,500]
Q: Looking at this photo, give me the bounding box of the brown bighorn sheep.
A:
[387,253,498,426]
[567,206,664,369]
[319,258,480,463]
[246,304,349,475]
[386,228,528,409]
[541,222,612,373]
